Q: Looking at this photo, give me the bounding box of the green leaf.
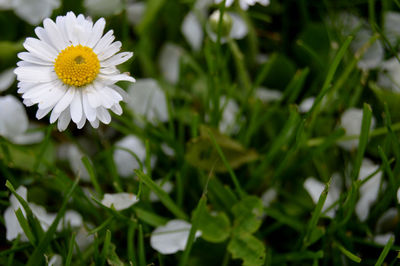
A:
[185,126,258,173]
[107,243,125,266]
[375,236,394,266]
[197,208,231,243]
[228,234,266,266]
[232,196,263,234]
[14,209,36,245]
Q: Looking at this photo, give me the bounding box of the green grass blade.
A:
[135,170,187,219]
[14,208,35,245]
[26,177,79,266]
[335,242,362,263]
[81,156,102,195]
[138,224,146,266]
[351,103,373,181]
[375,236,394,266]
[99,229,112,266]
[65,232,76,266]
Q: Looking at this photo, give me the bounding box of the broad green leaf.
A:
[228,234,266,266]
[197,208,231,243]
[232,196,263,234]
[185,126,258,172]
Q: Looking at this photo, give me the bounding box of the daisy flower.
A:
[14,12,135,131]
[215,0,270,10]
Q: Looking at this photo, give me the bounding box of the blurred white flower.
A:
[182,12,204,51]
[0,95,28,140]
[207,11,248,43]
[149,179,174,202]
[75,226,94,251]
[303,173,342,218]
[0,0,60,25]
[255,88,282,103]
[150,219,201,254]
[113,135,155,177]
[127,79,169,124]
[215,0,270,10]
[84,0,123,16]
[15,12,134,131]
[374,233,395,245]
[0,68,15,92]
[337,108,376,151]
[48,254,62,266]
[298,97,315,113]
[355,158,382,222]
[159,43,183,85]
[219,96,241,135]
[58,144,91,181]
[4,186,83,241]
[383,11,400,47]
[377,57,400,93]
[127,2,146,25]
[0,95,44,145]
[101,193,139,211]
[260,188,277,207]
[161,143,175,157]
[332,12,383,70]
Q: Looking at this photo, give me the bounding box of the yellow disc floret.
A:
[54,45,100,87]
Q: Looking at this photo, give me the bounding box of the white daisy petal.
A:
[17,52,53,66]
[0,68,15,92]
[101,52,133,67]
[70,90,83,123]
[57,108,71,131]
[53,87,76,114]
[93,30,115,54]
[43,18,68,51]
[96,106,111,124]
[97,41,122,61]
[101,193,139,211]
[82,92,97,122]
[23,37,58,61]
[150,220,201,255]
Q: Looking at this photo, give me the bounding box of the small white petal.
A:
[0,95,29,140]
[149,180,174,202]
[150,220,201,255]
[181,12,203,51]
[113,135,147,177]
[53,88,76,114]
[101,193,139,211]
[48,254,62,266]
[96,106,111,124]
[127,78,169,124]
[255,88,283,103]
[0,68,15,92]
[101,52,133,67]
[70,89,83,123]
[338,108,376,151]
[159,43,182,84]
[57,108,71,131]
[126,2,146,25]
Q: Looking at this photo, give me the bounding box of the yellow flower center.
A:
[54,45,100,87]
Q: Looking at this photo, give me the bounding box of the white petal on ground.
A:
[60,210,83,230]
[337,108,376,151]
[219,96,241,135]
[261,188,277,208]
[299,97,315,113]
[351,28,383,70]
[149,179,174,202]
[255,88,283,103]
[150,219,202,255]
[12,0,61,25]
[113,135,148,177]
[29,203,56,231]
[101,193,139,211]
[0,0,13,9]
[0,68,15,92]
[127,78,169,124]
[374,233,395,245]
[181,12,203,51]
[75,226,95,251]
[159,43,182,85]
[397,187,400,203]
[355,158,382,222]
[304,173,342,218]
[127,2,146,26]
[4,186,28,241]
[66,144,91,182]
[84,0,123,16]
[161,143,175,157]
[383,11,400,47]
[0,95,29,141]
[10,124,45,145]
[377,57,400,93]
[48,254,62,266]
